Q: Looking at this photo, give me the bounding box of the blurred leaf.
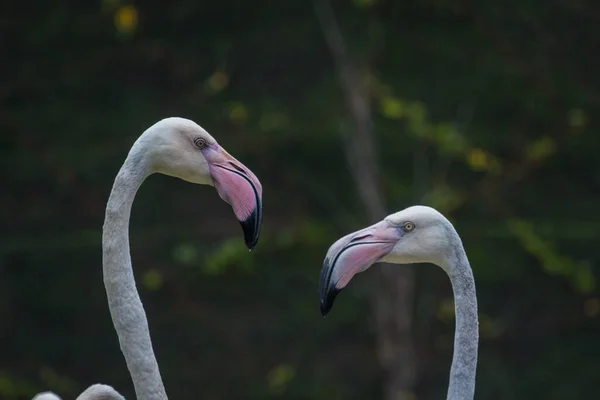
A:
[228,102,249,125]
[574,263,595,293]
[0,375,16,399]
[202,238,251,275]
[434,122,465,155]
[526,136,557,161]
[507,219,595,293]
[142,269,163,291]
[379,96,404,119]
[114,5,138,34]
[568,109,587,129]
[267,363,296,395]
[172,243,198,265]
[466,148,489,171]
[423,183,465,213]
[206,71,229,94]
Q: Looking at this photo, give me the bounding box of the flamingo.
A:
[319,205,478,400]
[32,117,263,400]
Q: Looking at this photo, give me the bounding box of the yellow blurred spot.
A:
[206,71,229,94]
[568,108,587,129]
[267,364,295,395]
[466,148,489,171]
[114,5,138,34]
[229,103,248,124]
[142,269,163,291]
[527,136,556,161]
[380,96,404,119]
[584,298,600,317]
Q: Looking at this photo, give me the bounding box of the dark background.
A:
[2,0,600,399]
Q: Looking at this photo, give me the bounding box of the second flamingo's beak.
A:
[319,220,402,316]
[204,145,263,250]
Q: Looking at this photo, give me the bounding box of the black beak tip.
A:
[245,236,258,251]
[319,301,331,317]
[239,208,261,250]
[319,286,340,317]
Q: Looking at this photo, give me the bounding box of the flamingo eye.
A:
[402,222,415,232]
[194,137,207,149]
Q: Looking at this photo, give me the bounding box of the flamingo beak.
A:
[319,220,401,316]
[204,145,263,250]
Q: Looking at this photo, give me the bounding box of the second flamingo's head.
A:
[319,206,456,315]
[135,117,263,250]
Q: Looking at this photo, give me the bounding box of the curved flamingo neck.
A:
[102,144,167,400]
[443,233,478,400]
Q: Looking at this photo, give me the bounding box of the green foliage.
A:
[266,363,296,396]
[508,220,595,293]
[201,239,253,275]
[0,372,35,400]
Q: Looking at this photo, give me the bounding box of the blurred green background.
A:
[2,0,600,399]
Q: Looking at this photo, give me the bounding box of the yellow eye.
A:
[402,221,415,232]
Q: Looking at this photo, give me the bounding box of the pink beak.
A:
[203,144,263,250]
[319,220,401,315]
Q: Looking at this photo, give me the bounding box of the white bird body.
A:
[32,384,125,400]
[32,393,60,400]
